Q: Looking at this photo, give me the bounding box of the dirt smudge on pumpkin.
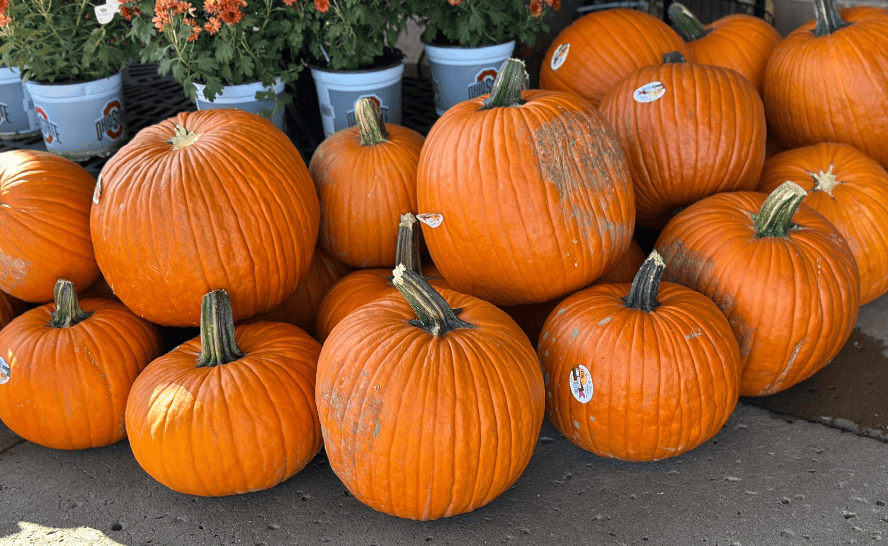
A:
[0,253,30,291]
[532,108,631,241]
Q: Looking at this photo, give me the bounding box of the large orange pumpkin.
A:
[538,251,741,461]
[655,182,860,396]
[126,289,323,496]
[309,97,425,268]
[316,266,545,520]
[539,8,688,107]
[757,142,888,305]
[90,109,320,326]
[0,150,100,303]
[599,52,766,228]
[0,280,162,450]
[417,59,636,306]
[763,1,888,169]
[668,3,781,95]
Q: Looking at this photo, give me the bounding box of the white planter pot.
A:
[423,41,515,116]
[193,79,287,133]
[25,72,126,160]
[310,50,404,138]
[0,67,40,141]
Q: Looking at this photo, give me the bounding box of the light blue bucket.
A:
[424,41,515,116]
[25,72,127,160]
[193,79,287,133]
[0,67,40,140]
[310,52,404,138]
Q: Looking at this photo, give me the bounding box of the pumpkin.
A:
[757,142,888,305]
[417,59,636,306]
[763,0,888,169]
[599,52,767,228]
[654,182,860,396]
[0,150,100,303]
[0,279,162,450]
[247,248,352,337]
[126,289,323,496]
[314,213,448,343]
[538,251,741,461]
[668,2,781,95]
[90,109,320,327]
[316,265,545,520]
[309,97,425,268]
[595,238,645,285]
[539,8,689,107]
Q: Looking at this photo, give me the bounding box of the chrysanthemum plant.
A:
[0,0,138,83]
[306,0,412,71]
[409,0,560,48]
[125,0,316,104]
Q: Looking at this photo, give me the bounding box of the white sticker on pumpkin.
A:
[416,213,444,228]
[0,357,9,384]
[94,1,121,24]
[633,81,665,103]
[550,43,570,71]
[568,364,593,403]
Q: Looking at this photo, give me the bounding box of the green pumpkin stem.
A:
[813,0,851,36]
[752,181,808,238]
[622,251,665,312]
[668,3,708,41]
[356,97,389,146]
[392,264,475,336]
[663,51,688,64]
[810,165,839,197]
[396,213,422,275]
[481,58,526,109]
[48,279,92,328]
[197,289,245,367]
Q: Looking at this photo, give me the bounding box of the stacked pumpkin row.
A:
[0,0,886,523]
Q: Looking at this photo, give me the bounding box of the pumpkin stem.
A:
[668,3,709,41]
[622,251,665,312]
[481,58,526,110]
[813,0,850,36]
[48,279,92,329]
[356,97,389,146]
[809,164,839,198]
[197,289,245,367]
[663,51,687,64]
[392,264,475,336]
[168,124,201,150]
[395,213,423,275]
[752,181,808,238]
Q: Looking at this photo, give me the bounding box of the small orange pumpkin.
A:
[0,280,163,450]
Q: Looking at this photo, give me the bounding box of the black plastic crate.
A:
[578,0,774,24]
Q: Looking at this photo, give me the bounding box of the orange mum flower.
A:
[529,0,543,17]
[314,0,329,13]
[204,16,221,34]
[447,0,461,5]
[186,24,202,41]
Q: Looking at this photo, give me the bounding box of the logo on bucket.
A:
[35,106,61,144]
[95,99,124,141]
[346,95,387,127]
[0,103,10,126]
[467,68,498,100]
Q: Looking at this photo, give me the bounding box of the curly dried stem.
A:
[752,181,807,238]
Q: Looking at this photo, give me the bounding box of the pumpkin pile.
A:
[0,0,886,522]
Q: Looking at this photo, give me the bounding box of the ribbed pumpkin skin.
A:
[125,322,322,496]
[314,265,448,344]
[316,288,545,520]
[417,90,635,306]
[763,7,888,169]
[599,61,766,228]
[595,238,645,285]
[0,150,100,303]
[309,124,424,268]
[90,110,320,326]
[757,143,888,305]
[538,282,741,461]
[683,14,781,95]
[249,249,351,336]
[654,192,860,396]
[0,298,163,450]
[539,8,688,107]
